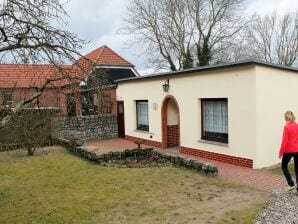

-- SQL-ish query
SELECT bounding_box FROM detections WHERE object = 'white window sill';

[198,139,229,147]
[134,129,150,134]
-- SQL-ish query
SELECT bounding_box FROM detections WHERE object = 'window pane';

[137,101,149,131]
[203,100,228,134]
[118,103,124,113]
[202,99,228,143]
[3,91,12,106]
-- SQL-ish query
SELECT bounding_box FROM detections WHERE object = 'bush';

[0,109,58,155]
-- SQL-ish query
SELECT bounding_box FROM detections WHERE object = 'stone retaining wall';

[55,138,218,176]
[51,115,118,141]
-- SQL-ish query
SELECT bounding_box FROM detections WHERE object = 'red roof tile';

[82,45,134,67]
[0,45,138,89]
[72,45,138,79]
[0,64,74,88]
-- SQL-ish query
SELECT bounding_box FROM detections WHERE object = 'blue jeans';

[282,153,298,190]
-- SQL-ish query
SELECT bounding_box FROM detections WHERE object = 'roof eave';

[95,64,134,68]
[115,60,298,83]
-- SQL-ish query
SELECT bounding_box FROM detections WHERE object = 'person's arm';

[279,127,289,158]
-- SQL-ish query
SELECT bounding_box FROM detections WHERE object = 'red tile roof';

[0,64,73,88]
[0,45,138,89]
[82,45,134,67]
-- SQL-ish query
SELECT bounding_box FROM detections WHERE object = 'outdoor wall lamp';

[162,79,170,92]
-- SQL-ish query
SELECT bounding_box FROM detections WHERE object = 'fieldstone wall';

[54,138,218,176]
[51,115,118,141]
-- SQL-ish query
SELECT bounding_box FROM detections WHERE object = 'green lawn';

[0,147,265,224]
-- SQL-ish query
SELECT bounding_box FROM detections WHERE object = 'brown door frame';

[117,101,125,138]
[161,95,180,149]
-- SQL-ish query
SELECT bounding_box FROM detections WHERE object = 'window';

[98,93,113,115]
[2,91,12,107]
[66,93,76,117]
[201,98,228,143]
[81,91,98,116]
[136,100,149,131]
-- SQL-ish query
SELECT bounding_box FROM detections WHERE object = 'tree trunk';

[27,147,34,156]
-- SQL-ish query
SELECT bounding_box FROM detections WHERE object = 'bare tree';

[0,107,56,156]
[0,0,87,128]
[189,0,247,66]
[0,64,112,156]
[123,0,247,70]
[0,0,96,156]
[0,0,83,64]
[124,0,194,71]
[245,11,298,66]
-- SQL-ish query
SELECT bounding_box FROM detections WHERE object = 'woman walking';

[279,111,298,193]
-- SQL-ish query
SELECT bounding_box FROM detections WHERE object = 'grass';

[264,162,294,175]
[0,147,266,224]
[218,203,266,224]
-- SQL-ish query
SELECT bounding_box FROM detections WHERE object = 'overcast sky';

[65,0,298,74]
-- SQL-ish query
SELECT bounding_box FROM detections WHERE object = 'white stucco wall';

[255,66,298,168]
[117,66,257,164]
[167,100,179,125]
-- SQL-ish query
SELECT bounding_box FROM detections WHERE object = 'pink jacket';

[279,122,298,157]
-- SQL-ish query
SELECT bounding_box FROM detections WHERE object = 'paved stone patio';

[84,138,286,192]
[85,138,158,153]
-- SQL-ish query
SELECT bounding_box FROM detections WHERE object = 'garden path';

[85,138,286,192]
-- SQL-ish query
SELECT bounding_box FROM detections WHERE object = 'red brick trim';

[125,135,253,168]
[167,125,179,147]
[161,95,180,149]
[180,146,253,168]
[125,135,162,148]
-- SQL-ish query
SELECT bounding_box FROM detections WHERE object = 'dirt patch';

[106,172,266,224]
[0,146,65,164]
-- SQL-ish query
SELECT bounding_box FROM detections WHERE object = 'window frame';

[201,98,228,144]
[2,91,13,107]
[66,93,76,117]
[81,91,99,116]
[136,100,149,131]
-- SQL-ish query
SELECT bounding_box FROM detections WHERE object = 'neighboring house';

[0,45,139,118]
[116,60,298,169]
[0,64,73,114]
[78,45,139,116]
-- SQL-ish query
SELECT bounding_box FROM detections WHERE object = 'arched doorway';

[161,95,180,150]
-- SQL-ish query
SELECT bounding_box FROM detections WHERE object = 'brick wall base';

[125,135,162,148]
[167,125,179,147]
[180,146,253,168]
[125,135,253,168]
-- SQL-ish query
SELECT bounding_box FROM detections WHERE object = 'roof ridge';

[81,45,135,67]
[93,46,105,63]
[101,46,134,67]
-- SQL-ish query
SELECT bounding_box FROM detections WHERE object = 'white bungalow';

[116,61,298,168]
